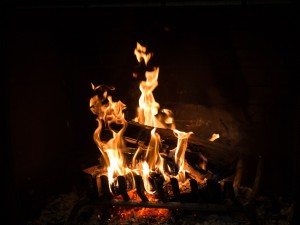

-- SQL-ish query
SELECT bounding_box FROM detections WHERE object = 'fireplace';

[60,40,263,224]
[2,1,299,225]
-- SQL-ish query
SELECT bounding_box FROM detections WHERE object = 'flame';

[134,42,175,129]
[90,88,131,188]
[134,42,153,65]
[140,161,154,194]
[199,153,208,171]
[137,67,160,127]
[89,42,211,201]
[172,129,193,183]
[131,128,167,194]
[209,133,220,142]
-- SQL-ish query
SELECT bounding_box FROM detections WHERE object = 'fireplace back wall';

[2,2,299,224]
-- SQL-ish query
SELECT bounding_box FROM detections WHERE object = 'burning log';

[106,120,240,181]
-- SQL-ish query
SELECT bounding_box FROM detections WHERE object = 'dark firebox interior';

[1,1,299,224]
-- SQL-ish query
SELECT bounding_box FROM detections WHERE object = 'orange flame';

[137,67,160,127]
[172,130,193,183]
[134,42,153,65]
[134,42,175,129]
[131,128,167,193]
[90,86,131,188]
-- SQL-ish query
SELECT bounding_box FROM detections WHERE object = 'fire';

[89,42,209,204]
[90,84,131,188]
[133,42,175,129]
[134,42,153,65]
[172,129,193,183]
[136,67,160,127]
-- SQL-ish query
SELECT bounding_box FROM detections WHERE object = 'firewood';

[103,121,240,181]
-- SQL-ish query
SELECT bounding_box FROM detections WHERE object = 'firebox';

[64,36,292,223]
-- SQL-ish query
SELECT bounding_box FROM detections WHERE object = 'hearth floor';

[25,186,294,225]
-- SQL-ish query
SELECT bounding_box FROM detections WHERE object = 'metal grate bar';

[117,176,130,201]
[134,175,148,202]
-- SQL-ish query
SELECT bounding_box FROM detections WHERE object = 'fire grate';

[64,171,259,225]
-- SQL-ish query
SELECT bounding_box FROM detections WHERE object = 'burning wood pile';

[69,42,248,222]
[87,42,240,198]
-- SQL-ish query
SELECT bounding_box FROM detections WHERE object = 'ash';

[26,186,294,225]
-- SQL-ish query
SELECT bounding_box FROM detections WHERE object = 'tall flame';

[137,68,160,127]
[134,42,161,127]
[134,42,175,129]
